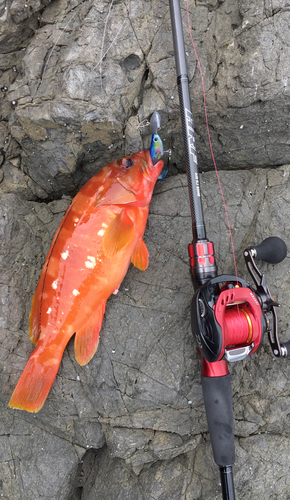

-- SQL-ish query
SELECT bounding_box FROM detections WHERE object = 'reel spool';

[192,276,264,363]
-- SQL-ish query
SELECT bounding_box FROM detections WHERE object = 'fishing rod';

[169,1,289,499]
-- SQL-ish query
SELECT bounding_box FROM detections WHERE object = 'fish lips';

[145,150,164,180]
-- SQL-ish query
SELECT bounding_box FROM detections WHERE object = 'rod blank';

[169,0,206,240]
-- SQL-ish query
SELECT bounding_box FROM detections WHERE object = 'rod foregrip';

[201,373,235,467]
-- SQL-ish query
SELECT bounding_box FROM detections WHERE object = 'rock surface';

[1,167,290,499]
[1,0,290,200]
[1,0,290,499]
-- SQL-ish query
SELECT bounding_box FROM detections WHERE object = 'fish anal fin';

[131,238,149,271]
[102,210,135,258]
[74,302,106,366]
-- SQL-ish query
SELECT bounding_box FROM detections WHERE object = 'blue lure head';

[150,133,164,164]
[150,134,168,180]
[149,111,168,180]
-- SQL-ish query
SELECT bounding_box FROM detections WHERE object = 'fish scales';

[9,150,164,413]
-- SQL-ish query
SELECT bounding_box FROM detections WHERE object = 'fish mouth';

[145,150,164,179]
[141,158,151,180]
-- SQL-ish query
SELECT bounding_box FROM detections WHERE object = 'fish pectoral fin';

[131,238,149,271]
[102,209,135,258]
[74,302,106,366]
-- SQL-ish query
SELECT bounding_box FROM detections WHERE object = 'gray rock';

[1,0,290,498]
[1,165,290,499]
[1,0,290,201]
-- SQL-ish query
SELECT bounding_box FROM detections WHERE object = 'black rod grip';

[201,373,235,467]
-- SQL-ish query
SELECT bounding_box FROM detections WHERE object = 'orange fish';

[9,150,164,412]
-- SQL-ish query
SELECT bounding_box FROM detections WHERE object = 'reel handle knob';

[281,340,290,357]
[252,236,287,264]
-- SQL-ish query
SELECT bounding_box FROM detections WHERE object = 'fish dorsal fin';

[102,209,135,258]
[74,301,106,366]
[131,238,149,271]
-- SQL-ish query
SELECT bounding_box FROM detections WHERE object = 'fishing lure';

[150,111,168,181]
[9,122,165,413]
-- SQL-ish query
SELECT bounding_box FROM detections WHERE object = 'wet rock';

[1,0,290,498]
[1,0,290,200]
[0,166,290,499]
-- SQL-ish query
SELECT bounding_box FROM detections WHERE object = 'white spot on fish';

[102,222,108,228]
[61,250,69,260]
[85,256,96,269]
[99,186,104,192]
[52,280,58,289]
[73,289,80,296]
[47,307,52,314]
[74,217,79,222]
[113,289,119,295]
[43,358,59,367]
[97,229,105,236]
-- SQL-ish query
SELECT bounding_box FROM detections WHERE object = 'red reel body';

[191,275,265,365]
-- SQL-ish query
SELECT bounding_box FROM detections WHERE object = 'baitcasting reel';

[191,236,289,363]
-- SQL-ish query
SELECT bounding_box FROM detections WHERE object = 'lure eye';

[154,137,159,142]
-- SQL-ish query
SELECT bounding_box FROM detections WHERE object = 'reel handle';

[251,236,287,264]
[245,237,290,358]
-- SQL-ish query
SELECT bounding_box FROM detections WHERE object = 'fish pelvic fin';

[8,350,63,413]
[102,209,135,258]
[74,301,106,366]
[131,238,149,271]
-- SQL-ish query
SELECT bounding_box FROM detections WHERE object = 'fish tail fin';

[74,301,106,366]
[8,351,63,413]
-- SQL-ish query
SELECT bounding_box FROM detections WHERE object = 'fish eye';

[117,158,134,169]
[154,137,159,142]
[122,158,133,169]
[125,158,133,168]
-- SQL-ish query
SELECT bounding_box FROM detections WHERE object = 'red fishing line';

[223,306,253,347]
[186,0,238,280]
